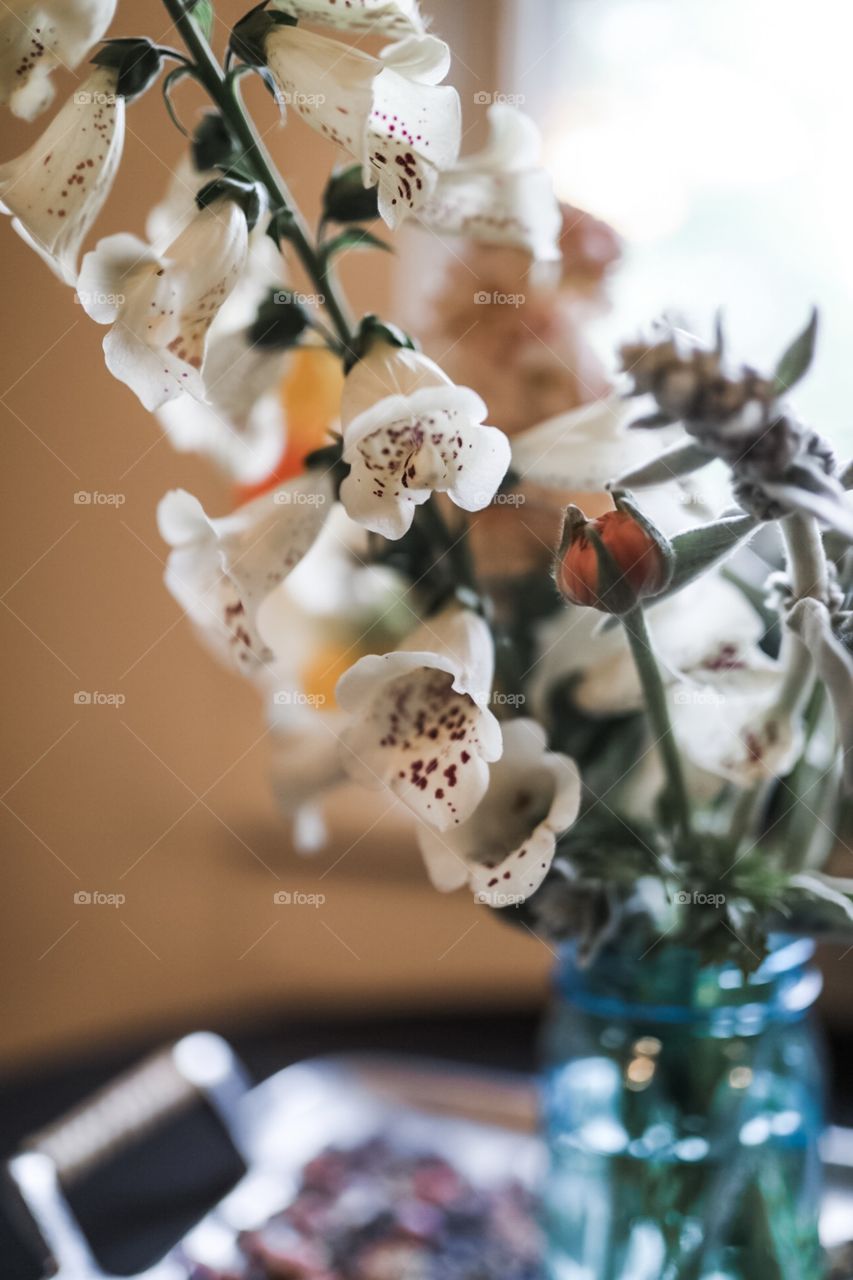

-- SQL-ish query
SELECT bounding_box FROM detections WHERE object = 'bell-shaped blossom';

[416,718,580,905]
[264,25,460,227]
[335,605,503,829]
[271,0,425,36]
[0,0,116,120]
[157,469,333,671]
[339,339,511,538]
[510,393,727,535]
[668,666,801,787]
[529,576,769,719]
[0,67,124,283]
[77,195,250,410]
[418,105,562,268]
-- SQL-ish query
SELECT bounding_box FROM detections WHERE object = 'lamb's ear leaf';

[787,599,853,792]
[660,511,758,598]
[613,441,714,489]
[773,307,818,396]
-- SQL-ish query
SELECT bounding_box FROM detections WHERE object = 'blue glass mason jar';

[539,936,826,1280]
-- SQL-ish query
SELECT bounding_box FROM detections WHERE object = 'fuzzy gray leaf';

[614,441,713,489]
[661,511,758,598]
[773,307,818,396]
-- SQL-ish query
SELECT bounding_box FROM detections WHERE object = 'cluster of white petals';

[0,0,116,120]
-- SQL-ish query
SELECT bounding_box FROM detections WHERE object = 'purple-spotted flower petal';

[418,104,562,268]
[0,67,124,283]
[77,196,250,410]
[157,470,333,671]
[1,0,117,120]
[416,718,580,905]
[339,340,511,539]
[264,26,460,227]
[335,606,502,830]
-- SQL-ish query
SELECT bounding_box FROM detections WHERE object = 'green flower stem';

[622,605,694,847]
[161,0,354,349]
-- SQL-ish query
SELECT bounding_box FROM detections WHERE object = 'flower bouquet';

[3,0,852,1275]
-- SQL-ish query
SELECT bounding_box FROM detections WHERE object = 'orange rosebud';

[556,505,671,613]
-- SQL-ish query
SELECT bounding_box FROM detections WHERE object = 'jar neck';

[555,935,821,1033]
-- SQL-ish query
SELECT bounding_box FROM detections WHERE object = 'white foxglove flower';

[669,667,801,787]
[418,105,561,269]
[270,0,425,36]
[0,0,116,120]
[335,606,502,829]
[77,197,250,410]
[339,339,511,538]
[157,469,333,671]
[417,718,580,906]
[529,576,767,719]
[264,26,460,227]
[0,67,124,283]
[511,394,726,534]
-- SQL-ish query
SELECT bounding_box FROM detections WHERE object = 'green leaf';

[787,598,853,792]
[788,873,853,925]
[773,307,818,396]
[663,511,758,598]
[322,164,381,224]
[192,109,239,171]
[614,441,714,489]
[189,0,215,40]
[320,227,391,268]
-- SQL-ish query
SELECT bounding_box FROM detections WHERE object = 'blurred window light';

[502,0,853,444]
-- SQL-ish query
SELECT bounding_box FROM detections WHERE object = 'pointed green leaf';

[320,228,391,268]
[663,511,758,598]
[189,0,215,39]
[773,307,818,396]
[614,441,714,489]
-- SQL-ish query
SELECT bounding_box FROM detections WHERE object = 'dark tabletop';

[1,1009,850,1279]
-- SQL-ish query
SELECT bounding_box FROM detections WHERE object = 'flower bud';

[556,505,671,613]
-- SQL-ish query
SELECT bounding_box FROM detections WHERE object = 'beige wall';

[0,0,551,1069]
